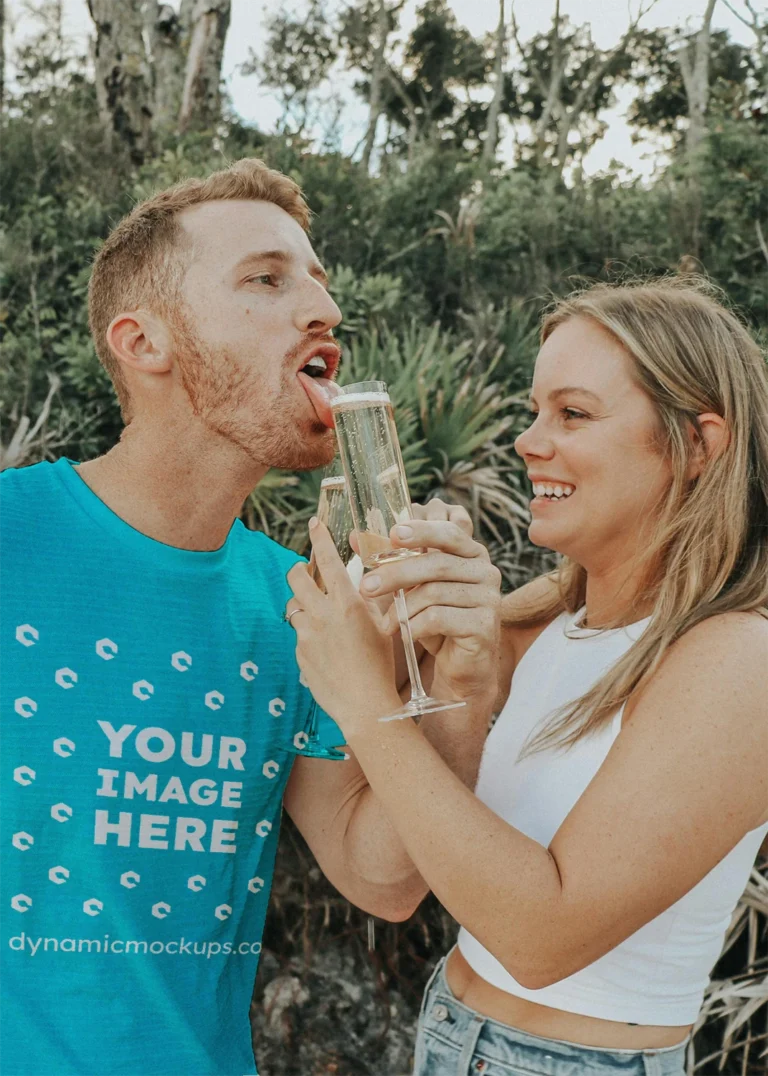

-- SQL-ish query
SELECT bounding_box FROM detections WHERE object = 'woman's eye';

[248,274,277,286]
[524,407,587,422]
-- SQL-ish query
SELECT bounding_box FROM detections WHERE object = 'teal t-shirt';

[0,459,344,1076]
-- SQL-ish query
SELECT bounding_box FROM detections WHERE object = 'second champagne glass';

[288,472,359,760]
[330,380,466,723]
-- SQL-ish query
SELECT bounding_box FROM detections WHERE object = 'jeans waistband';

[420,953,688,1076]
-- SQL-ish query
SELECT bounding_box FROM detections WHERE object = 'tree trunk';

[147,2,188,137]
[361,0,391,174]
[532,1,565,168]
[481,0,507,171]
[87,0,153,164]
[385,66,420,168]
[678,0,717,158]
[677,0,716,257]
[0,0,5,112]
[178,0,232,134]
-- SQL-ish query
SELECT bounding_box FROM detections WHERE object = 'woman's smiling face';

[514,316,673,572]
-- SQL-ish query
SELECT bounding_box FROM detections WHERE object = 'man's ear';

[688,412,730,480]
[106,310,173,377]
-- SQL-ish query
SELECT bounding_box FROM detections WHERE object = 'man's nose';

[297,282,342,335]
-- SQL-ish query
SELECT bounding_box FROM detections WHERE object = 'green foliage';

[326,264,424,338]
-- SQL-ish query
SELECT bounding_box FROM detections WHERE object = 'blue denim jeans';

[413,955,688,1076]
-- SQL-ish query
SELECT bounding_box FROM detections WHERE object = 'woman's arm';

[289,531,768,990]
[284,513,500,919]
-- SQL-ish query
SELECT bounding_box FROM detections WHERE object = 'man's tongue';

[297,371,339,428]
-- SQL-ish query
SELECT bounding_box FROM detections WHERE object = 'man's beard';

[171,316,335,472]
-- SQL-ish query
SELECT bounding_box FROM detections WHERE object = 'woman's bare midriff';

[445,947,691,1050]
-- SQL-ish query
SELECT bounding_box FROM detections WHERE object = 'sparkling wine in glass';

[330,380,466,722]
[289,473,358,761]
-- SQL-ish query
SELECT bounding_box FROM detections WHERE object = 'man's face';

[171,199,343,471]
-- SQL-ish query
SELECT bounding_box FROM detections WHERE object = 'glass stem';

[394,589,427,701]
[306,702,319,740]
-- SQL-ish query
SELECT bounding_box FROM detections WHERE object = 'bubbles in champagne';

[332,390,422,569]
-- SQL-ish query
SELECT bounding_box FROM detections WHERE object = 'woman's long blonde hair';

[513,277,768,753]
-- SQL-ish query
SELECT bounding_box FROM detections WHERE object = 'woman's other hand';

[359,500,502,705]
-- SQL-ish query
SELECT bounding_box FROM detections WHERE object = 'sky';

[5,0,760,177]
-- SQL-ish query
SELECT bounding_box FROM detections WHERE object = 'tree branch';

[719,0,758,31]
[178,0,231,133]
[743,0,761,19]
[678,38,695,97]
[481,0,507,169]
[0,0,5,111]
[384,65,418,130]
[509,1,548,98]
[756,219,768,269]
[361,0,391,173]
[569,0,659,120]
[552,0,659,168]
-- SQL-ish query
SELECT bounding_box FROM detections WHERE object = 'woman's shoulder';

[627,609,767,730]
[667,609,768,668]
[658,611,765,684]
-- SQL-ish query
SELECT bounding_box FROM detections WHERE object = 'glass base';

[287,737,349,761]
[379,696,466,723]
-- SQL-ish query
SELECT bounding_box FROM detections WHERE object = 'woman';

[286,279,768,1076]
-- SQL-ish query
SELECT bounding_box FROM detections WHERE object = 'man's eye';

[562,408,588,420]
[248,274,277,286]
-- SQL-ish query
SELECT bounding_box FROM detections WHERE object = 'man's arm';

[283,685,493,922]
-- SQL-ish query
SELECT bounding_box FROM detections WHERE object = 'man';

[1,158,496,1076]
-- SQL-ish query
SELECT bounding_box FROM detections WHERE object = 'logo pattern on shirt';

[10,622,291,923]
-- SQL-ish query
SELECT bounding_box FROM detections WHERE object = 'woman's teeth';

[533,483,575,500]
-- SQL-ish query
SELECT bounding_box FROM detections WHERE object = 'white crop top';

[457,609,768,1026]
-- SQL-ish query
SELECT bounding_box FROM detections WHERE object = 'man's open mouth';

[296,341,340,380]
[296,344,341,428]
[300,354,332,379]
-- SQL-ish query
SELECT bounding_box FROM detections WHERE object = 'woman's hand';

[359,501,502,704]
[286,520,402,736]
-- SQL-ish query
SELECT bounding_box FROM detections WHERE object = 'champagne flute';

[330,380,466,723]
[288,472,358,761]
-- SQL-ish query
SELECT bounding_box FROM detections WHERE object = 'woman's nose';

[514,417,554,460]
